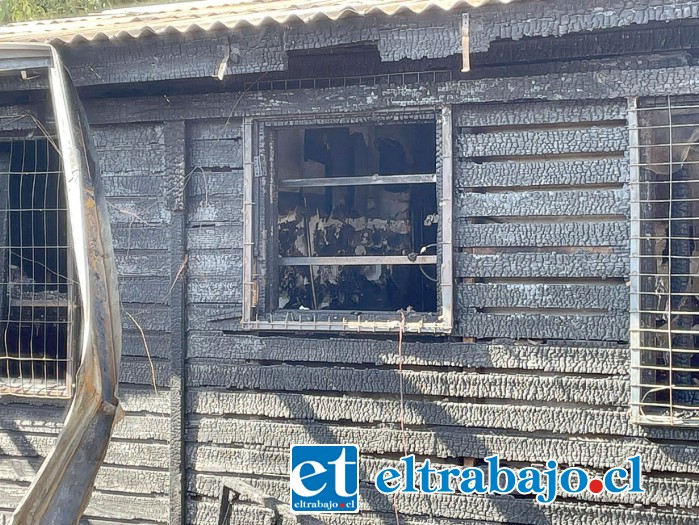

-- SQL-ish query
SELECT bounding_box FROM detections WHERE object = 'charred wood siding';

[185,334,699,524]
[185,119,244,331]
[0,122,171,524]
[183,99,698,525]
[454,99,631,341]
[0,85,697,525]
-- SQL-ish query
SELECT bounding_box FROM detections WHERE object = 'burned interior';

[0,135,77,397]
[632,95,699,418]
[274,121,438,313]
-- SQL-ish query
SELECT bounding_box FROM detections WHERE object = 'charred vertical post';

[166,120,187,524]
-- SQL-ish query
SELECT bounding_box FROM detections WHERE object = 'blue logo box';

[290,444,359,514]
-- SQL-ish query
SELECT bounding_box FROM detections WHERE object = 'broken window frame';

[628,95,699,426]
[242,107,454,334]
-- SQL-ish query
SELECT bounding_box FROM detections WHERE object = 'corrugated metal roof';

[0,0,518,44]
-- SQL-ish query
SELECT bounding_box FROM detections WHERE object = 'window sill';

[244,309,451,334]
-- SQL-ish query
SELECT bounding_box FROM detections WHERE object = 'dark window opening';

[0,138,77,397]
[275,122,438,313]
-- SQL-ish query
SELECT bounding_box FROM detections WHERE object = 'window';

[0,138,78,398]
[629,96,699,424]
[242,108,453,333]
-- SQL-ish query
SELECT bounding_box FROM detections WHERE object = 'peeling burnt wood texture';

[456,189,629,217]
[455,251,629,278]
[469,0,699,53]
[453,99,629,341]
[456,127,629,157]
[185,119,244,327]
[456,283,628,311]
[455,221,629,248]
[187,361,628,406]
[62,30,287,86]
[28,0,694,88]
[456,158,629,188]
[187,333,630,374]
[164,120,187,525]
[184,390,699,443]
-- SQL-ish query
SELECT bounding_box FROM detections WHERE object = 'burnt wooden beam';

[186,418,699,476]
[469,0,699,53]
[455,158,629,188]
[186,361,628,406]
[186,333,629,374]
[81,64,699,125]
[455,251,629,279]
[165,120,187,525]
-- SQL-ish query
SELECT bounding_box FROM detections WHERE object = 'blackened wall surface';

[1,6,699,525]
[0,122,172,523]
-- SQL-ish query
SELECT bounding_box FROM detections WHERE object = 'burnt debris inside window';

[275,122,438,312]
[0,137,77,397]
[630,96,699,422]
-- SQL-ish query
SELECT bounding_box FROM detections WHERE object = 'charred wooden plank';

[456,283,629,311]
[456,312,629,341]
[83,66,699,125]
[456,158,628,188]
[455,251,629,278]
[456,127,628,158]
[186,332,629,374]
[115,254,170,278]
[186,362,628,405]
[186,224,243,249]
[454,99,627,127]
[455,221,629,248]
[111,224,171,251]
[187,279,243,305]
[187,195,243,224]
[187,390,699,442]
[456,189,629,218]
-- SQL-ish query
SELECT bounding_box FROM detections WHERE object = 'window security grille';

[0,137,77,398]
[629,96,699,425]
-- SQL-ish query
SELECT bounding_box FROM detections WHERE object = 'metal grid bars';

[0,137,76,398]
[629,96,699,425]
[243,70,452,92]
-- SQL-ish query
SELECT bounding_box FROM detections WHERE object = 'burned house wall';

[180,97,699,525]
[4,73,699,525]
[0,8,698,525]
[0,121,173,524]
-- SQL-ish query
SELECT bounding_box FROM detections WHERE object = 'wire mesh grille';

[629,96,699,424]
[0,137,77,398]
[243,70,453,92]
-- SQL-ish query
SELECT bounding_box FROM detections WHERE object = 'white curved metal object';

[0,43,123,525]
